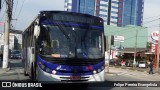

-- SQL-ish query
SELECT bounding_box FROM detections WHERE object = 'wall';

[104,25,148,49]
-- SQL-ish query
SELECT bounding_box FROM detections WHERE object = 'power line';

[143,15,160,21]
[0,0,6,21]
[13,0,18,17]
[106,17,159,35]
[142,18,160,25]
[13,0,26,29]
[0,0,5,11]
[146,25,159,28]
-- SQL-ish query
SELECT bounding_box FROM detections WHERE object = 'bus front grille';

[60,76,89,82]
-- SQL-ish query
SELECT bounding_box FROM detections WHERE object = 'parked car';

[109,59,121,66]
[138,61,148,68]
[125,60,133,67]
[109,59,116,65]
[10,50,21,59]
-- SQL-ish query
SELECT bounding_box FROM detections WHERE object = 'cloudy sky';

[0,0,160,34]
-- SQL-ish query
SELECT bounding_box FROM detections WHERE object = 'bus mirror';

[34,25,40,39]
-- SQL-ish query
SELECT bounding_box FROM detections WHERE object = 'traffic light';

[111,35,114,45]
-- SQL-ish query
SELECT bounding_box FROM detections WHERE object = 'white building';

[0,29,22,51]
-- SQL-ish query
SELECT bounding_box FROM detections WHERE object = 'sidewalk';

[106,66,160,81]
[0,59,29,80]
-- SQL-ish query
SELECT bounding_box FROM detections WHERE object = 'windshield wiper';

[43,16,70,40]
[56,22,70,40]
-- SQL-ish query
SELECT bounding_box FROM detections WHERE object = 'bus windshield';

[38,23,104,59]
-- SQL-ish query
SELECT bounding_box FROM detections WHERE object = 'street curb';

[107,66,160,75]
[110,65,148,72]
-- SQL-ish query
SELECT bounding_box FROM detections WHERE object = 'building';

[64,0,108,23]
[0,29,22,51]
[64,0,144,27]
[118,0,144,27]
[104,25,148,49]
[104,25,148,60]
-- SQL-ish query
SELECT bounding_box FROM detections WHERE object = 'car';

[10,50,22,59]
[138,61,148,68]
[125,60,133,67]
[109,59,121,66]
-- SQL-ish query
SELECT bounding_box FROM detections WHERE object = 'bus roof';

[23,11,104,34]
[40,10,103,20]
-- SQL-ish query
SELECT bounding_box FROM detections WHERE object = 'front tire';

[31,62,37,81]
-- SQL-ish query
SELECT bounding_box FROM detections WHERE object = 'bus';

[22,11,105,84]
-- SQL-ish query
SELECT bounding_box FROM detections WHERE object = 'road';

[0,59,160,90]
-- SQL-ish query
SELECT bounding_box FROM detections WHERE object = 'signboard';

[151,31,159,41]
[114,35,124,42]
[151,44,156,52]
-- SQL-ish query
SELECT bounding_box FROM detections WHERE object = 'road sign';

[114,35,124,42]
[151,44,156,52]
[151,31,159,41]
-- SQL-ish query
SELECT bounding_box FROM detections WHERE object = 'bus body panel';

[26,47,35,77]
[36,65,105,82]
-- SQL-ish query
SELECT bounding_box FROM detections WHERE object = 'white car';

[138,61,147,68]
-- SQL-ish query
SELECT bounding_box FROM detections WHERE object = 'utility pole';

[133,28,138,68]
[106,0,112,73]
[156,18,160,72]
[107,0,112,25]
[3,0,12,69]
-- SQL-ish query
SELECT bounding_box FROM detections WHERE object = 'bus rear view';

[22,11,105,84]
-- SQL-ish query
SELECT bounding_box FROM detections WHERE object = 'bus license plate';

[70,76,81,80]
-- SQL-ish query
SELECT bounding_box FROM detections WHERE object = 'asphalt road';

[0,59,160,90]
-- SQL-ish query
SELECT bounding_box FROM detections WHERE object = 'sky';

[0,0,65,31]
[143,0,160,41]
[0,0,160,39]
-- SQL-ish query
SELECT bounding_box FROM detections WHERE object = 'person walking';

[149,61,154,74]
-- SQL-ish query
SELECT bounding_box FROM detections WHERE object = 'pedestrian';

[149,61,154,74]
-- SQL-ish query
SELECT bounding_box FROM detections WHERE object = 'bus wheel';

[31,63,37,81]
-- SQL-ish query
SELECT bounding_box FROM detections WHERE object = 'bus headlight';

[40,64,45,69]
[46,68,51,73]
[98,69,101,73]
[93,70,97,74]
[102,66,105,70]
[52,70,56,75]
